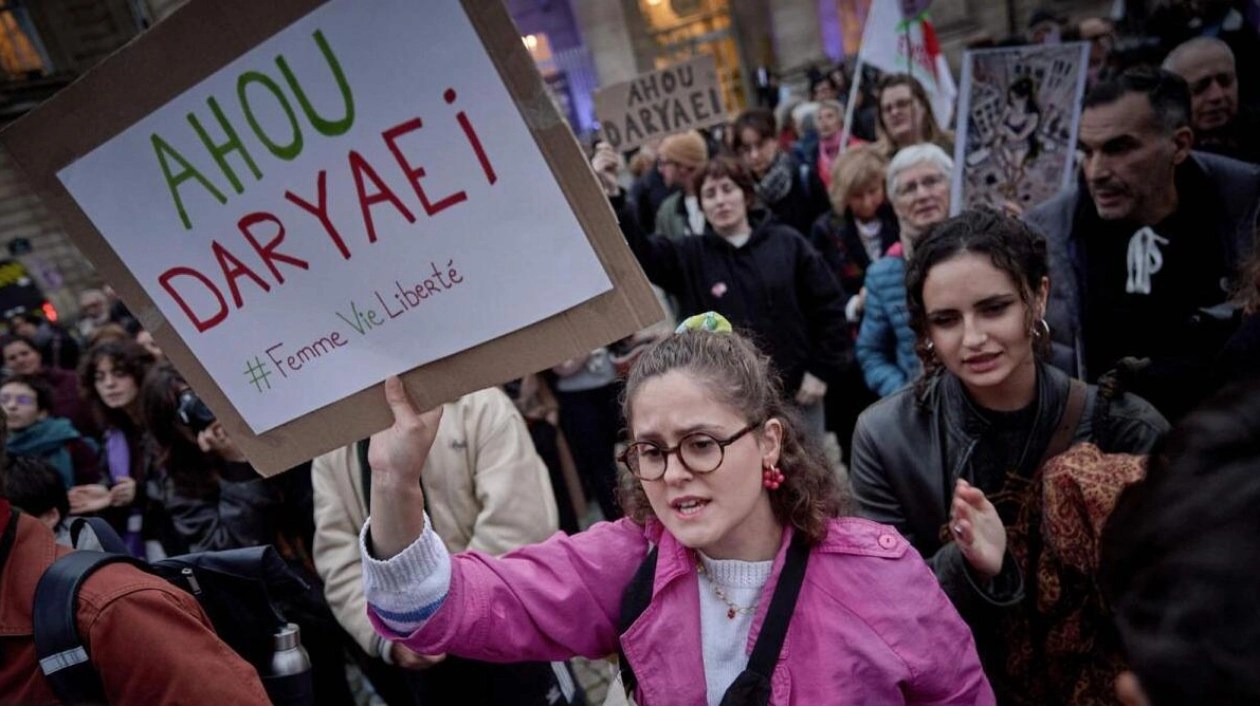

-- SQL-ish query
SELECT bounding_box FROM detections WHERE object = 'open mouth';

[671,497,710,518]
[963,352,1001,372]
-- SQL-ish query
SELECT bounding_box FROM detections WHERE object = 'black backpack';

[33,516,312,705]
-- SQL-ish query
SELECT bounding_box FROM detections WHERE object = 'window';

[637,0,744,110]
[0,1,50,81]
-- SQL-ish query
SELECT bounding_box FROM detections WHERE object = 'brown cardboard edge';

[0,0,663,475]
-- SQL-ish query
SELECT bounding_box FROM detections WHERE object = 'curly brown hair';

[78,340,157,432]
[617,328,848,545]
[904,209,1051,403]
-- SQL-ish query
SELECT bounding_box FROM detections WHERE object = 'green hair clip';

[675,311,733,334]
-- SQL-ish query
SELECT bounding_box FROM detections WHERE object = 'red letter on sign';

[212,239,271,309]
[286,171,351,260]
[349,149,416,243]
[239,212,310,284]
[159,266,228,333]
[382,118,467,217]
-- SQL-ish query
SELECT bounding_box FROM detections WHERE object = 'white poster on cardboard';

[58,0,612,433]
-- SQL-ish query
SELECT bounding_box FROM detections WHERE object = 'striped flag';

[855,0,957,128]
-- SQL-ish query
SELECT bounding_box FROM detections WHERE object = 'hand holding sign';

[591,143,622,196]
[367,375,444,560]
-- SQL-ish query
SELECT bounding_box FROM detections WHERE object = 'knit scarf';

[756,151,795,206]
[7,417,82,488]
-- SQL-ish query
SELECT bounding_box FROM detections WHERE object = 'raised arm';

[362,377,649,664]
[593,143,688,296]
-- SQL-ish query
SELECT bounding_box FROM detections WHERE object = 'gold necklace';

[695,559,758,620]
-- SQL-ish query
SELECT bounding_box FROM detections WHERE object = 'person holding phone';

[138,363,280,555]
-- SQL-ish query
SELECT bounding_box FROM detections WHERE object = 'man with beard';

[1025,67,1260,420]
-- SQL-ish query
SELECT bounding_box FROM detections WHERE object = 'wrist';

[371,470,424,495]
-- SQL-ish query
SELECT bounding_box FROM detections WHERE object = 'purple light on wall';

[819,0,845,60]
[503,0,599,134]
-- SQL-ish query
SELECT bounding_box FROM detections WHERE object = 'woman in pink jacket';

[361,315,993,705]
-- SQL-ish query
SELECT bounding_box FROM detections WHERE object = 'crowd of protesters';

[4,0,1260,704]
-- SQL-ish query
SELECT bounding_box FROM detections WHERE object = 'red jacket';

[0,504,270,705]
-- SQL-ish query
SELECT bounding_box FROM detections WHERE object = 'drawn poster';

[951,43,1090,214]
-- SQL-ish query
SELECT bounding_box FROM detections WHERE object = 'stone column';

[767,0,826,72]
[570,0,644,87]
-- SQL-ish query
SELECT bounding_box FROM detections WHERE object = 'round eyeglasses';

[618,423,759,481]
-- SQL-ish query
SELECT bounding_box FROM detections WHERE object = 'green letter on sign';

[276,30,355,137]
[153,133,228,230]
[239,71,305,161]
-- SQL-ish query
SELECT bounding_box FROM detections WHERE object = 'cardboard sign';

[594,56,726,153]
[0,0,663,475]
[951,43,1090,214]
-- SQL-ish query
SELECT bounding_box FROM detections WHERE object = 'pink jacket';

[369,517,994,705]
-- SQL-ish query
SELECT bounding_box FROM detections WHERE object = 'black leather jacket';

[849,362,1168,615]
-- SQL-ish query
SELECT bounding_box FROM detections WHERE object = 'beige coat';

[312,387,558,659]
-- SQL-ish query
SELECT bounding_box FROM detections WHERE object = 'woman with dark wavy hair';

[850,208,1167,701]
[140,363,281,555]
[356,317,992,705]
[74,340,156,557]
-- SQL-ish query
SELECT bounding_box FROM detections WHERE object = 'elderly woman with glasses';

[357,318,993,705]
[855,143,954,398]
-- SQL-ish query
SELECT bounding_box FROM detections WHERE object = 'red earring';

[762,465,785,490]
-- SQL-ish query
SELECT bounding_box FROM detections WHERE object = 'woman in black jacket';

[731,107,831,237]
[848,209,1168,701]
[140,363,280,555]
[140,363,355,704]
[593,147,849,438]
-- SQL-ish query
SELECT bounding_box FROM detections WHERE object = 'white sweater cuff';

[361,513,452,636]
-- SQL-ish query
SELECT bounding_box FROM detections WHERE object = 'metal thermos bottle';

[261,622,314,705]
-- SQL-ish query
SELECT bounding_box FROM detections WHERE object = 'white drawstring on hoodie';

[1125,226,1169,295]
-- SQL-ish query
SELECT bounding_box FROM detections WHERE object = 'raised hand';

[950,479,1006,578]
[367,376,444,559]
[197,421,248,463]
[591,142,622,196]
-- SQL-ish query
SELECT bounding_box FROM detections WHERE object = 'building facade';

[571,0,1115,116]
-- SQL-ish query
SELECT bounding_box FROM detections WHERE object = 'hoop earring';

[1031,318,1050,340]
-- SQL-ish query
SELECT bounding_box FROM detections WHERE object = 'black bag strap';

[616,545,659,698]
[33,550,151,705]
[618,535,811,705]
[1039,378,1088,467]
[742,533,809,678]
[69,516,130,554]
